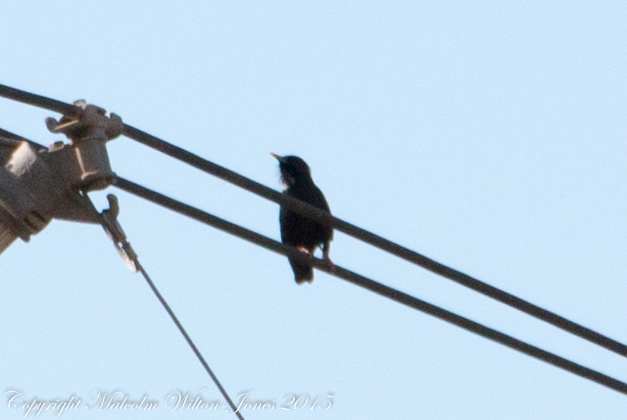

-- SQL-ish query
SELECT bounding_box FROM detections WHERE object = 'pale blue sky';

[1,1,627,419]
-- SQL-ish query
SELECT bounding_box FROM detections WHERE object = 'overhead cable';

[0,127,47,150]
[114,176,627,397]
[99,197,244,418]
[122,125,627,359]
[1,83,625,359]
[136,263,245,420]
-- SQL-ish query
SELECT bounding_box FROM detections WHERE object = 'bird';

[272,153,333,284]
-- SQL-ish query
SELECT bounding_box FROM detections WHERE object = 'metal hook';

[101,194,139,272]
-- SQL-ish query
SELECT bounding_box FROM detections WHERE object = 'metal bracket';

[0,98,122,255]
[101,194,139,272]
[46,100,123,191]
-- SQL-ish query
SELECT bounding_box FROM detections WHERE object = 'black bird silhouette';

[272,154,333,284]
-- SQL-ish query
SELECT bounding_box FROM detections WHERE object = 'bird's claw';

[323,256,335,273]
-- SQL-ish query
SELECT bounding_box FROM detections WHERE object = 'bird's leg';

[321,241,335,273]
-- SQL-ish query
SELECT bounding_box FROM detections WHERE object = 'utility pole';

[0,100,122,254]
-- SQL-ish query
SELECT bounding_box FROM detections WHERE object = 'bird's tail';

[289,257,313,284]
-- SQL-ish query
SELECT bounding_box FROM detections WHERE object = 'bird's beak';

[270,153,284,162]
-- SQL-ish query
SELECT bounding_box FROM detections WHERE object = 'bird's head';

[271,153,312,186]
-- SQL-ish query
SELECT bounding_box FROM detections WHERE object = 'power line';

[99,197,244,417]
[135,263,245,420]
[0,84,77,115]
[114,176,627,397]
[121,125,627,358]
[0,127,48,151]
[3,83,627,396]
[1,84,625,358]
